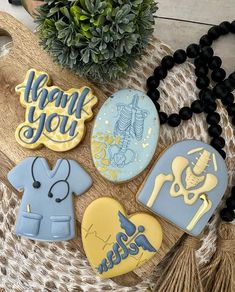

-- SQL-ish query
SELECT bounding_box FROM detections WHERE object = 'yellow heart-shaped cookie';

[82,197,163,278]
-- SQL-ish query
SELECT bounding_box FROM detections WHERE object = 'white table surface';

[0,0,234,73]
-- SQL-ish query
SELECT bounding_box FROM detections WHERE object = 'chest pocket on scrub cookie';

[18,211,43,237]
[50,215,71,238]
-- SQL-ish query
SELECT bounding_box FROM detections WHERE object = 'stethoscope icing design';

[31,157,71,203]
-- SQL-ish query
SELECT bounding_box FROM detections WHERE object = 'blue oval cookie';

[137,139,228,236]
[91,89,159,183]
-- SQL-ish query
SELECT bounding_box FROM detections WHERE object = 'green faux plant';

[36,0,158,81]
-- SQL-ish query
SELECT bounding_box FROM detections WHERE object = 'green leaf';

[81,23,90,31]
[81,49,90,63]
[80,15,89,20]
[60,7,71,20]
[80,0,88,11]
[47,6,60,17]
[82,30,92,38]
[91,51,99,63]
[93,15,105,27]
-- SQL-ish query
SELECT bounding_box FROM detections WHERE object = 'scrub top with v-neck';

[8,157,92,241]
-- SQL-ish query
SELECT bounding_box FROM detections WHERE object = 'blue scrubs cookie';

[137,140,228,236]
[91,89,159,183]
[8,157,92,241]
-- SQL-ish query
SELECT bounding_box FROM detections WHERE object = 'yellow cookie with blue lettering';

[81,197,162,279]
[15,69,98,152]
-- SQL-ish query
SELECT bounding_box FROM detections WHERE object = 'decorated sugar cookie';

[91,89,159,183]
[137,140,228,236]
[15,69,98,152]
[82,197,162,278]
[8,156,92,241]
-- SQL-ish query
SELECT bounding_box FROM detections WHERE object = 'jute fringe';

[154,235,203,292]
[201,222,235,292]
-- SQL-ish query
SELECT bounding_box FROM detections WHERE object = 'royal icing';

[137,140,228,236]
[8,157,92,241]
[91,89,159,183]
[15,69,98,152]
[82,197,162,278]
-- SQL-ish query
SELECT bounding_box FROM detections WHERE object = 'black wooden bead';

[153,100,160,112]
[232,116,235,126]
[208,124,222,137]
[226,197,235,209]
[211,68,226,82]
[223,78,235,92]
[199,88,209,100]
[227,104,235,116]
[168,114,181,127]
[220,208,235,222]
[195,66,208,77]
[213,84,229,99]
[217,148,226,159]
[147,76,159,89]
[221,93,234,106]
[208,56,222,70]
[199,34,213,47]
[208,25,222,40]
[206,112,221,125]
[191,100,204,113]
[219,21,231,35]
[179,107,193,120]
[229,72,235,81]
[154,66,167,80]
[204,102,217,113]
[186,43,200,58]
[200,89,215,103]
[194,57,205,68]
[196,76,210,89]
[211,137,225,149]
[200,47,214,60]
[232,186,235,196]
[173,49,187,64]
[161,55,175,70]
[231,20,235,33]
[147,89,160,100]
[159,112,168,124]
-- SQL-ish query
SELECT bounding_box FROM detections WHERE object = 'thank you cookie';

[15,69,98,152]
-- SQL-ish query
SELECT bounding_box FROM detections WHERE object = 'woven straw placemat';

[0,33,234,291]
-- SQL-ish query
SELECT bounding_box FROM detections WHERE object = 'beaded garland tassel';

[146,20,235,223]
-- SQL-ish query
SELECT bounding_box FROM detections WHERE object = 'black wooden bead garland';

[146,20,235,222]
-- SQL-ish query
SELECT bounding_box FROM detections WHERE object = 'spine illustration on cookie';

[91,89,159,183]
[15,69,98,152]
[109,95,149,168]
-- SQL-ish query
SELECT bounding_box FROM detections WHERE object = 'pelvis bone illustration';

[147,147,218,231]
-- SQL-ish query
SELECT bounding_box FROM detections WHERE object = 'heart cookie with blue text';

[81,197,162,278]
